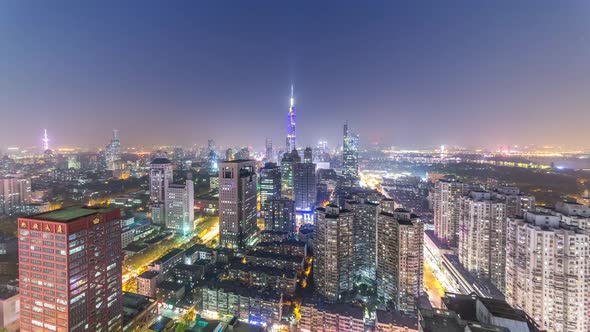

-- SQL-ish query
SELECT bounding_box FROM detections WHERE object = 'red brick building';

[18,206,123,332]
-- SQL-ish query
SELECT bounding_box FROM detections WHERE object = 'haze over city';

[2,0,590,149]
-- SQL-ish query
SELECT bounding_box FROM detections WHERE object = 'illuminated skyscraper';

[342,123,359,180]
[433,175,465,248]
[42,129,50,151]
[376,209,424,312]
[18,206,123,332]
[286,85,296,152]
[265,138,273,162]
[281,149,300,198]
[218,160,257,249]
[150,158,173,225]
[259,162,281,216]
[314,205,354,302]
[105,129,121,171]
[294,148,316,217]
[166,179,194,234]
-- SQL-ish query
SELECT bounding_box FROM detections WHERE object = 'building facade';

[293,155,317,215]
[165,180,194,234]
[433,176,465,248]
[18,206,123,332]
[259,162,281,217]
[505,211,590,332]
[264,198,296,234]
[218,160,258,249]
[342,123,359,180]
[314,205,354,302]
[376,210,424,312]
[459,191,507,292]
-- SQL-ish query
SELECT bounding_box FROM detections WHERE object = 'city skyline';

[2,1,590,149]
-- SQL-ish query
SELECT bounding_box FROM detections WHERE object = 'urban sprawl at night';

[1,2,590,332]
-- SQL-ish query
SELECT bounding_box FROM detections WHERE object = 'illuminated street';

[423,261,445,308]
[122,216,219,292]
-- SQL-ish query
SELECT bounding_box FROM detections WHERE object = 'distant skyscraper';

[235,147,250,160]
[225,148,235,161]
[293,148,317,216]
[166,179,194,234]
[314,205,354,302]
[280,149,300,198]
[342,123,359,180]
[218,160,258,249]
[265,198,296,234]
[259,162,282,216]
[105,129,121,171]
[505,211,590,332]
[433,175,465,248]
[0,177,32,215]
[265,138,273,162]
[459,191,507,292]
[42,128,50,151]
[286,85,297,152]
[207,149,218,175]
[149,158,173,202]
[376,209,424,312]
[18,206,123,332]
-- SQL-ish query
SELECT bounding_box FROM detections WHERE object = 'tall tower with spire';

[42,129,50,151]
[286,85,297,152]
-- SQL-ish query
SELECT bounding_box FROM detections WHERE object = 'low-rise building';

[245,251,304,271]
[375,310,418,332]
[137,270,160,298]
[184,243,214,264]
[148,248,184,276]
[122,292,159,332]
[0,286,19,331]
[157,281,185,303]
[254,240,307,257]
[226,262,297,295]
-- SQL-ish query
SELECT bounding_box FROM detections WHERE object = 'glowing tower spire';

[286,84,297,152]
[42,129,50,151]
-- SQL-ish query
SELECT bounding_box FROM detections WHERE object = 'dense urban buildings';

[433,175,465,248]
[345,192,380,282]
[18,206,123,332]
[505,211,590,332]
[264,198,296,234]
[218,159,258,249]
[0,177,31,215]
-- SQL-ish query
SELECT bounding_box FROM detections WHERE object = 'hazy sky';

[1,1,590,150]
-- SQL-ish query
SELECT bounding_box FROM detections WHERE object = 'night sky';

[2,1,590,150]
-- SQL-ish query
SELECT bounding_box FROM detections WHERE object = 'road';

[423,261,445,308]
[122,216,219,292]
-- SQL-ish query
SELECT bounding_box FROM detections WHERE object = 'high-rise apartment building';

[459,191,507,292]
[492,186,535,218]
[218,160,258,249]
[345,194,380,282]
[293,149,316,216]
[376,209,424,312]
[0,177,32,215]
[314,205,354,302]
[433,175,465,248]
[264,198,295,234]
[505,211,590,332]
[342,123,359,180]
[18,206,123,332]
[149,158,173,203]
[280,150,300,198]
[166,180,194,234]
[105,130,121,171]
[259,163,282,217]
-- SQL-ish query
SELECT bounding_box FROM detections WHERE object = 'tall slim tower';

[265,138,273,162]
[286,85,297,152]
[218,160,258,249]
[342,123,359,180]
[42,129,50,151]
[105,129,121,171]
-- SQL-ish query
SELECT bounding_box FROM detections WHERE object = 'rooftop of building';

[158,281,185,291]
[186,318,222,332]
[174,263,205,273]
[153,248,184,264]
[0,286,18,300]
[184,243,213,256]
[219,159,253,163]
[138,270,160,279]
[227,261,297,278]
[376,310,418,328]
[150,158,172,165]
[201,279,283,301]
[256,239,306,248]
[122,292,156,326]
[30,206,117,222]
[246,250,304,264]
[149,316,173,332]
